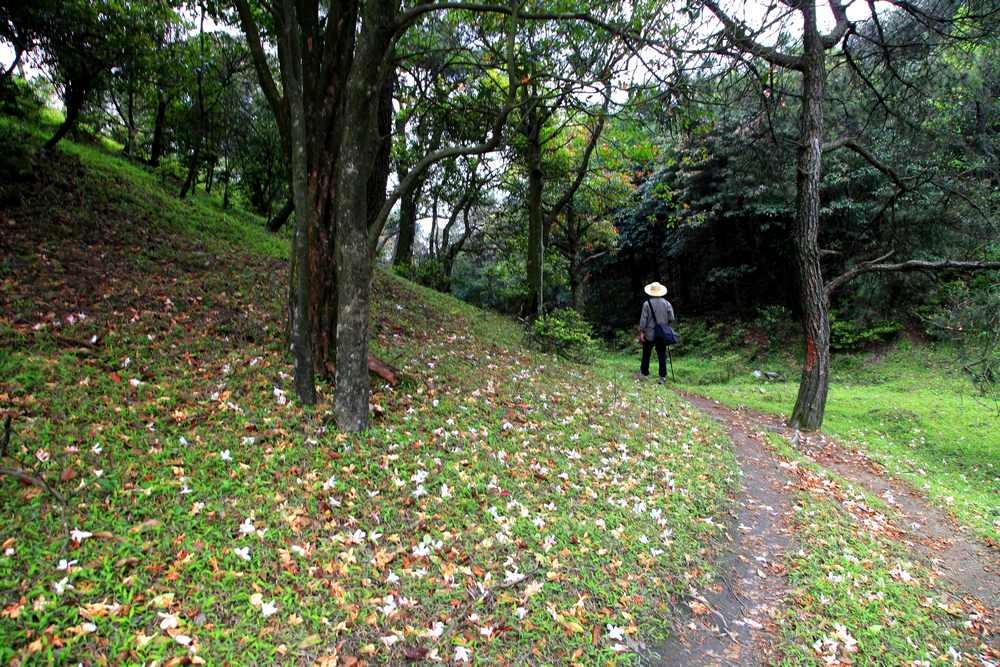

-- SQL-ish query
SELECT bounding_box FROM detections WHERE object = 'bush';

[753,304,798,349]
[0,77,47,118]
[670,319,725,357]
[529,308,600,363]
[611,328,641,354]
[830,312,903,352]
[397,258,450,293]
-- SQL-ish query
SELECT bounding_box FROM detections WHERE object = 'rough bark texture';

[332,1,395,432]
[789,5,830,432]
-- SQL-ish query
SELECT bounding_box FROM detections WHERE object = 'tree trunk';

[526,122,544,315]
[789,8,831,431]
[123,80,137,157]
[149,95,168,167]
[267,199,295,232]
[205,158,216,194]
[334,129,375,432]
[179,145,201,199]
[393,187,420,266]
[45,80,89,151]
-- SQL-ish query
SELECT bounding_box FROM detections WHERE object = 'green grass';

[650,341,1000,544]
[0,115,740,664]
[751,432,987,665]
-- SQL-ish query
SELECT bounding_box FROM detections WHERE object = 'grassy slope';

[650,343,999,545]
[0,120,738,664]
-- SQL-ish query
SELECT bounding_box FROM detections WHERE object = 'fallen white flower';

[70,528,93,542]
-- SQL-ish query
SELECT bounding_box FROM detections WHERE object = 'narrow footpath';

[651,391,998,666]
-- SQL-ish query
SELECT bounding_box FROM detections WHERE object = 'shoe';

[635,373,649,381]
[658,377,666,384]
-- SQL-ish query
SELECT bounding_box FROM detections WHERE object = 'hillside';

[2,119,997,666]
[0,120,741,663]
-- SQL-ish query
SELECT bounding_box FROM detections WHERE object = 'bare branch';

[823,136,908,189]
[827,254,1000,296]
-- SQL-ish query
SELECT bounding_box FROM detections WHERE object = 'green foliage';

[611,328,641,354]
[529,308,600,362]
[670,319,726,357]
[830,312,903,352]
[753,304,797,348]
[0,76,47,118]
[395,257,450,293]
[0,117,34,183]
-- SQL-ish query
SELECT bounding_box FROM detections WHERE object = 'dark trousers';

[641,339,667,378]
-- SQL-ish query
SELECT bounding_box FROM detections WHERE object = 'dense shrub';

[397,258,450,293]
[528,308,600,362]
[830,312,903,351]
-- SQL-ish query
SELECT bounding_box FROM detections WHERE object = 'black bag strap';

[647,298,660,326]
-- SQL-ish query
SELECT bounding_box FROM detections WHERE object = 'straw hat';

[644,282,668,297]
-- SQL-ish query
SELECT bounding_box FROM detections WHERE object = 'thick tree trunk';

[790,12,831,432]
[334,136,374,432]
[149,95,168,167]
[526,125,544,315]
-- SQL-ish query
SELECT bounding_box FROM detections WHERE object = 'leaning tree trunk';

[789,10,831,431]
[267,198,294,232]
[45,78,91,150]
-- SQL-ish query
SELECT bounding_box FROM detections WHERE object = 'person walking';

[638,282,675,383]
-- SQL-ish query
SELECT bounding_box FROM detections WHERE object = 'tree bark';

[789,5,831,432]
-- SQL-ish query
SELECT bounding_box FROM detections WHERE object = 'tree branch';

[392,2,643,46]
[826,254,1000,296]
[823,136,907,189]
[367,0,522,254]
[702,0,806,71]
[234,0,288,141]
[821,0,851,48]
[544,89,611,226]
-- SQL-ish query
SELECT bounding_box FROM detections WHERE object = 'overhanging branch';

[826,254,1000,297]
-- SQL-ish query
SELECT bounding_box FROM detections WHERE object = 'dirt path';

[649,396,797,666]
[651,391,999,666]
